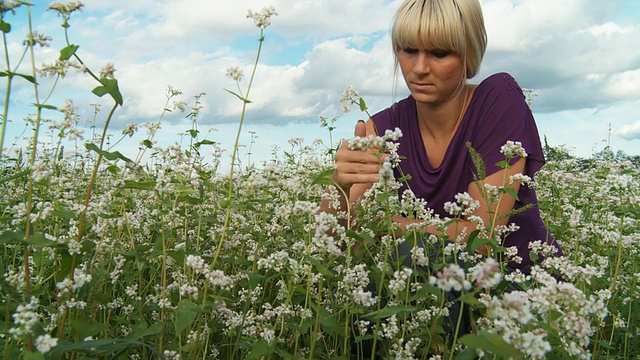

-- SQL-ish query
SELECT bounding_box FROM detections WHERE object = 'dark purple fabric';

[372,72,562,273]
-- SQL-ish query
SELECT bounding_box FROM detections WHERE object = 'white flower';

[225,66,243,82]
[500,140,528,158]
[246,6,277,29]
[31,161,52,182]
[35,334,58,353]
[429,264,471,292]
[340,85,359,113]
[469,258,502,289]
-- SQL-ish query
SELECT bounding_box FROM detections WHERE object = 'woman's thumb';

[354,120,366,137]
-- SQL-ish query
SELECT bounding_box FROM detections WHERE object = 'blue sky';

[2,0,639,166]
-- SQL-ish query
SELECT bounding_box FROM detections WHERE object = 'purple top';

[372,72,562,272]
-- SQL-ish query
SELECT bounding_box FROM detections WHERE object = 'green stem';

[211,29,264,270]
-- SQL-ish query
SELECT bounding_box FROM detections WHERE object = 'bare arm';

[319,119,382,227]
[392,157,526,255]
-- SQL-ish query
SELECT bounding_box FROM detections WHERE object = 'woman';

[323,0,562,274]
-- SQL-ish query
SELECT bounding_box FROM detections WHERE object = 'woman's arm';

[391,157,526,255]
[319,119,383,227]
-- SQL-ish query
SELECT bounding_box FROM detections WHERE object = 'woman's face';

[397,47,465,106]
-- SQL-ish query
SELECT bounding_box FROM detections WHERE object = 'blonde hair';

[391,0,487,79]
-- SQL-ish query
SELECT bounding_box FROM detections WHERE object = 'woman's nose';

[413,51,431,74]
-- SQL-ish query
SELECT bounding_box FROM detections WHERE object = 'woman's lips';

[412,82,433,90]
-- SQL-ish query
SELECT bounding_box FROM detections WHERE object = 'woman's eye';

[402,48,419,54]
[430,49,452,58]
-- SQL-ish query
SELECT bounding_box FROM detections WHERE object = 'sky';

[2,0,640,167]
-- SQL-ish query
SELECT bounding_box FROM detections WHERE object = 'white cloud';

[613,119,640,140]
[3,0,639,160]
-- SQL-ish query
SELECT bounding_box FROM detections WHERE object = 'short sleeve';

[467,73,546,180]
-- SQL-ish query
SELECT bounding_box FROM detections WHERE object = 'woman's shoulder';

[372,96,415,126]
[473,72,527,104]
[477,72,526,94]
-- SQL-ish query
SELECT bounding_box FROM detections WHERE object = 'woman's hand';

[332,120,386,191]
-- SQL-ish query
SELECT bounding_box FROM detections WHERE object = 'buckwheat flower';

[72,268,92,290]
[351,287,377,307]
[500,140,528,158]
[383,128,403,141]
[260,328,275,344]
[246,6,277,29]
[35,334,58,353]
[429,264,471,292]
[451,192,480,216]
[99,62,116,79]
[509,173,532,186]
[38,59,83,78]
[122,122,138,137]
[504,268,528,283]
[379,314,399,339]
[1,1,21,14]
[47,1,84,16]
[340,85,359,113]
[377,161,395,189]
[9,296,42,338]
[356,320,371,336]
[23,31,52,47]
[388,268,412,295]
[518,330,551,359]
[31,161,52,182]
[225,66,243,82]
[410,245,429,267]
[59,98,79,123]
[469,258,502,289]
[186,254,208,274]
[163,350,179,360]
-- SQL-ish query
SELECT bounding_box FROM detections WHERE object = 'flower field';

[2,2,640,359]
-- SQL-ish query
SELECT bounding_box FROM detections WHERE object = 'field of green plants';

[1,1,639,359]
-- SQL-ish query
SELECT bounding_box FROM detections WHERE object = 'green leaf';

[243,340,274,360]
[122,180,156,190]
[187,129,199,138]
[15,72,36,84]
[306,255,335,279]
[175,300,200,334]
[50,209,77,219]
[25,234,55,248]
[194,139,216,148]
[460,292,479,305]
[23,352,45,360]
[459,331,523,359]
[141,139,153,148]
[358,97,368,112]
[71,314,109,339]
[50,338,163,358]
[466,232,491,253]
[0,20,11,33]
[0,169,31,185]
[455,348,477,360]
[495,160,511,169]
[85,143,133,163]
[92,78,123,105]
[224,88,251,103]
[34,103,58,110]
[59,44,79,60]
[501,187,519,200]
[312,168,335,186]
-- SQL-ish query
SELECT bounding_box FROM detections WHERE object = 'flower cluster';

[246,6,277,29]
[500,140,528,158]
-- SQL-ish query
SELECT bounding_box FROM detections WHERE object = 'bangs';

[392,0,466,55]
